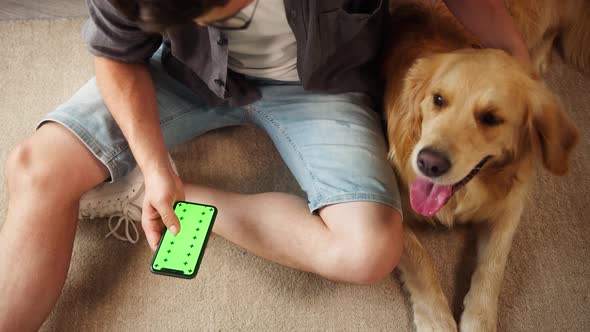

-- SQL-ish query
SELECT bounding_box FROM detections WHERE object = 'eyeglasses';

[209,0,259,30]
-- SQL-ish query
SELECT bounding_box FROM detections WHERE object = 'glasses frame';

[208,0,260,31]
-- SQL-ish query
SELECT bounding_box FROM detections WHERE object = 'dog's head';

[388,49,578,216]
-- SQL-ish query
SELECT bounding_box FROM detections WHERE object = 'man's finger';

[141,218,164,251]
[156,199,180,235]
[140,201,163,250]
[145,229,162,251]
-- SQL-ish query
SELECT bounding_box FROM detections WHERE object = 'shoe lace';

[105,214,140,243]
[81,184,144,243]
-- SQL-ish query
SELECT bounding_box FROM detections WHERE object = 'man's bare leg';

[0,123,109,331]
[183,185,403,284]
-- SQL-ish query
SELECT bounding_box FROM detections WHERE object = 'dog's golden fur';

[382,1,584,331]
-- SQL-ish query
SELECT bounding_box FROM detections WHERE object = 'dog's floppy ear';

[387,55,440,166]
[528,84,579,175]
[402,56,437,108]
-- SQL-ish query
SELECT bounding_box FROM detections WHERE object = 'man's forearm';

[95,56,171,175]
[443,0,530,63]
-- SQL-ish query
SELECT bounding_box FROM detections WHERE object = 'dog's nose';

[417,148,451,177]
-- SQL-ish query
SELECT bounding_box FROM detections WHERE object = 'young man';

[0,0,530,330]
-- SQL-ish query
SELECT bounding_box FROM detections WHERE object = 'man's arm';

[95,57,184,249]
[442,0,531,65]
[95,57,168,173]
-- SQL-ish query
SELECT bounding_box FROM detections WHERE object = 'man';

[0,0,530,330]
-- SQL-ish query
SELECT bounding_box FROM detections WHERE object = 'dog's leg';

[399,226,457,332]
[459,211,521,332]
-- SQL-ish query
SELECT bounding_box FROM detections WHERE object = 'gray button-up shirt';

[83,0,387,106]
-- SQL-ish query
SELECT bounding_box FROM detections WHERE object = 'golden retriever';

[382,1,585,331]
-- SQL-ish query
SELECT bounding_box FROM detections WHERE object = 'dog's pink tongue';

[410,178,453,216]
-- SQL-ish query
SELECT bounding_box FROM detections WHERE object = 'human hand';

[141,162,185,251]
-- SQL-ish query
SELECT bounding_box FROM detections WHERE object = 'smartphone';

[150,201,217,279]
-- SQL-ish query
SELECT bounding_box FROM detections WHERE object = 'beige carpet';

[0,18,588,331]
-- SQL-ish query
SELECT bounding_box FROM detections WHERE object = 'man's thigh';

[37,50,245,182]
[248,84,402,213]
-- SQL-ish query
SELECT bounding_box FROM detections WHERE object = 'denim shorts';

[38,50,402,213]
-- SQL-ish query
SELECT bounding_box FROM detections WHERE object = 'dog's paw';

[459,308,497,332]
[414,307,457,332]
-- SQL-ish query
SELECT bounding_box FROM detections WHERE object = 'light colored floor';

[0,0,87,20]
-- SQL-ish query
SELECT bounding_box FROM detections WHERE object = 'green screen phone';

[150,201,217,279]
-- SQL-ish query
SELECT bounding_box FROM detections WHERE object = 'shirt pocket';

[318,0,384,61]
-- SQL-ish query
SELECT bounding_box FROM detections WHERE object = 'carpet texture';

[0,18,588,331]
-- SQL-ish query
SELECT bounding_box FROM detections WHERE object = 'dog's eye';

[433,94,445,107]
[479,112,504,127]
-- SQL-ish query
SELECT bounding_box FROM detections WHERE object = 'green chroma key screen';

[150,201,217,279]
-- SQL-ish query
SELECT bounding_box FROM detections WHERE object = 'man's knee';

[7,140,50,193]
[321,210,404,285]
[329,233,403,285]
[6,139,75,199]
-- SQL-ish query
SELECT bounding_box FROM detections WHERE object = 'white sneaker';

[78,156,178,244]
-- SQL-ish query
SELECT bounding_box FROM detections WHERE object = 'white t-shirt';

[225,0,300,82]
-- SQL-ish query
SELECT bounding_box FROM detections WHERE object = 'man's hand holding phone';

[141,161,185,251]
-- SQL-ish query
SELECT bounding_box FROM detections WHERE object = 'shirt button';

[217,38,228,46]
[214,79,225,87]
